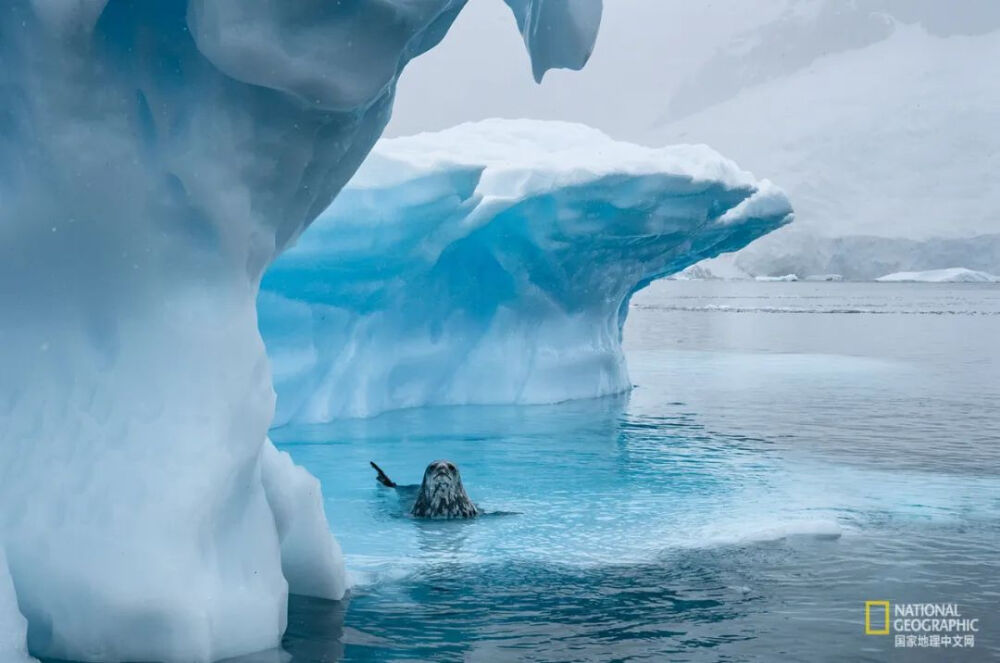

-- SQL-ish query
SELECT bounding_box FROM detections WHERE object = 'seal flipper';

[370,461,397,488]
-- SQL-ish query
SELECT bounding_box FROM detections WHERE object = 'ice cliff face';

[260,120,792,423]
[0,551,34,663]
[0,2,600,661]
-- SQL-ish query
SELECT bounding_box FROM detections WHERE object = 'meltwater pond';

[264,281,1000,662]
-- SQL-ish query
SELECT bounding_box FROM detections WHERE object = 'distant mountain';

[650,6,1000,241]
[661,0,1000,125]
[731,232,1000,280]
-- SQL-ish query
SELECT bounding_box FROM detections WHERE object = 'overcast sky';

[386,0,785,141]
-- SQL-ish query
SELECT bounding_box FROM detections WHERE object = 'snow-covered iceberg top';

[876,267,1000,283]
[260,119,793,423]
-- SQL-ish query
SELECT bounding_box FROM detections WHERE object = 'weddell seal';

[370,460,479,519]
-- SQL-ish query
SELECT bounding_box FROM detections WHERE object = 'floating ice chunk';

[876,267,1000,283]
[755,274,800,282]
[260,119,793,423]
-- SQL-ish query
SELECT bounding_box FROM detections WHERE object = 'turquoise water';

[267,281,1000,662]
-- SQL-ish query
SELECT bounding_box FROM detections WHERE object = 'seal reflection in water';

[371,460,479,519]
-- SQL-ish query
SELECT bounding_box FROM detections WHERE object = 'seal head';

[411,460,479,519]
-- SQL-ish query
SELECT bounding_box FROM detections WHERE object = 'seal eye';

[446,463,456,471]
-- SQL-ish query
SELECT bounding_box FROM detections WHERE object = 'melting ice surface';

[0,2,600,661]
[260,119,791,424]
[268,282,1000,661]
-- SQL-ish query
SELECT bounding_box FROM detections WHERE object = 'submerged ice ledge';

[260,119,793,424]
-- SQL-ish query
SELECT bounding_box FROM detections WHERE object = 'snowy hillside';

[651,24,1000,242]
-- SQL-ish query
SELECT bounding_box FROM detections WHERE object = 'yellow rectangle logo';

[865,600,890,635]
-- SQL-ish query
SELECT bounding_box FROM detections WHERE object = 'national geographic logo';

[865,601,980,649]
[865,601,890,635]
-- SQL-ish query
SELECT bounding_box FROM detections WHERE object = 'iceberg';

[260,119,792,423]
[0,2,600,661]
[876,267,1000,283]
